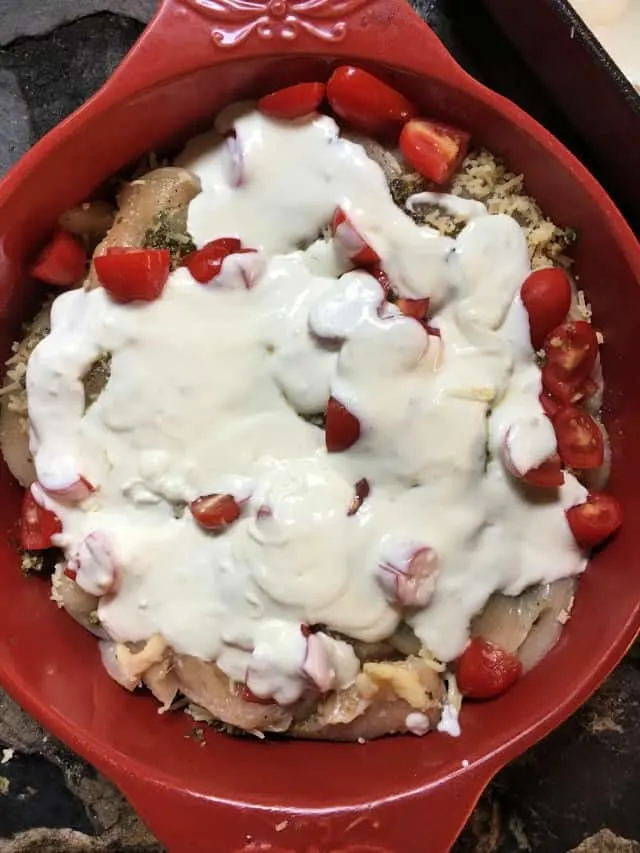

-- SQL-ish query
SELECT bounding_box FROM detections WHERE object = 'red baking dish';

[0,1,639,850]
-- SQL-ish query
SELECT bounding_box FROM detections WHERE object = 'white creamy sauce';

[405,711,431,736]
[26,109,587,704]
[437,703,461,738]
[570,0,640,90]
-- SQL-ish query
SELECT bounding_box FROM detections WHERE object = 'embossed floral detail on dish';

[181,0,371,46]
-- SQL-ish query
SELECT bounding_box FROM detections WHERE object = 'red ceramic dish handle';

[112,758,500,852]
[99,0,469,104]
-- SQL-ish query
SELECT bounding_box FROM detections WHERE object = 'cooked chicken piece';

[143,658,180,712]
[86,167,201,289]
[59,201,115,241]
[472,579,576,672]
[0,307,112,489]
[291,656,444,741]
[116,634,167,679]
[0,305,51,487]
[172,655,294,734]
[51,568,105,638]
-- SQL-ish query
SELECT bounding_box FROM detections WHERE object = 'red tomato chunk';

[566,492,622,549]
[20,489,61,550]
[258,82,325,120]
[326,66,417,136]
[456,638,522,699]
[325,397,361,452]
[30,229,87,287]
[94,247,170,303]
[190,493,241,531]
[521,267,572,350]
[554,407,604,470]
[399,119,471,185]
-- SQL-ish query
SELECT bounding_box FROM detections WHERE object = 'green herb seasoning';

[143,210,196,268]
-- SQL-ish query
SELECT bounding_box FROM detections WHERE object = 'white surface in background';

[570,0,640,90]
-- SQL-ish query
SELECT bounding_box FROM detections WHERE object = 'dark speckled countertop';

[0,2,638,850]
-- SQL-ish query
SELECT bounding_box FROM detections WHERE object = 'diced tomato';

[566,492,622,549]
[502,427,564,488]
[20,489,62,550]
[182,237,242,283]
[29,229,87,287]
[522,455,564,488]
[399,119,471,185]
[207,237,243,253]
[326,66,417,136]
[521,267,572,350]
[541,362,585,405]
[456,638,522,699]
[94,247,170,303]
[325,397,361,452]
[396,297,430,320]
[331,207,379,266]
[42,475,95,504]
[540,392,562,420]
[542,364,600,407]
[64,566,78,581]
[258,82,326,120]
[190,493,241,531]
[241,686,274,705]
[544,321,598,380]
[347,478,370,516]
[370,264,390,296]
[554,407,604,470]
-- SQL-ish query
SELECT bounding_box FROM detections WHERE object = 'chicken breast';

[86,167,201,289]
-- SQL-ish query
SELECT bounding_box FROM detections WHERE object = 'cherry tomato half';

[502,428,564,488]
[541,362,589,405]
[396,297,430,320]
[554,407,604,470]
[325,397,361,452]
[540,392,562,420]
[94,247,170,303]
[182,237,242,283]
[326,66,417,136]
[522,455,564,488]
[190,493,241,532]
[544,321,598,380]
[370,264,390,296]
[20,489,62,550]
[241,686,275,705]
[521,267,572,350]
[566,492,622,549]
[399,119,471,185]
[258,82,326,120]
[30,229,87,287]
[331,207,379,266]
[456,638,522,699]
